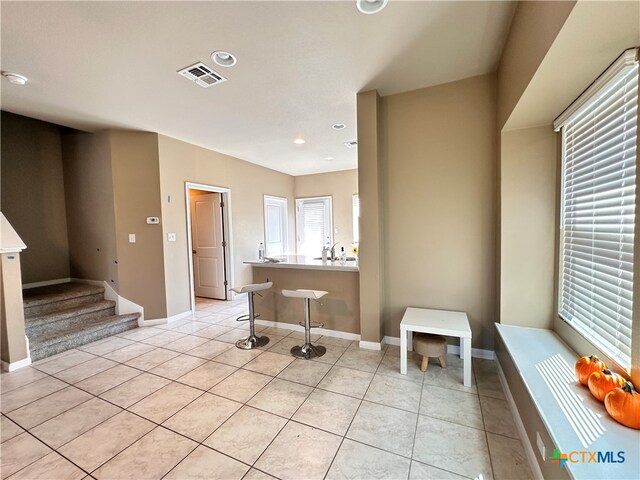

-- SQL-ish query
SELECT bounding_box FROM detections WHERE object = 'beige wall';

[357,90,385,343]
[294,169,358,250]
[380,74,497,350]
[110,131,167,319]
[1,111,70,284]
[157,134,296,317]
[62,132,119,286]
[500,126,558,329]
[497,1,575,129]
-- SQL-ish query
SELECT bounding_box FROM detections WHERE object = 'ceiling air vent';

[177,62,227,88]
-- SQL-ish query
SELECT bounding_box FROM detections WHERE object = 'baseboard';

[143,310,193,326]
[383,335,494,359]
[495,357,544,480]
[22,278,70,290]
[1,339,32,373]
[72,278,145,323]
[359,340,384,350]
[254,318,361,342]
[446,344,494,360]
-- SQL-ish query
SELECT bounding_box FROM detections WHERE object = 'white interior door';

[264,195,288,257]
[191,192,226,299]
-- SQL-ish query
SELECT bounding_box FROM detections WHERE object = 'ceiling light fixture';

[356,0,388,15]
[294,138,306,145]
[211,51,237,67]
[2,72,28,85]
[332,123,346,130]
[325,156,334,161]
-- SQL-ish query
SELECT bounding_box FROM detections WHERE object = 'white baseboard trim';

[22,278,71,290]
[446,344,494,360]
[359,340,383,350]
[2,337,32,372]
[495,357,544,480]
[2,356,32,372]
[254,319,361,342]
[72,278,145,323]
[143,310,194,326]
[383,335,494,359]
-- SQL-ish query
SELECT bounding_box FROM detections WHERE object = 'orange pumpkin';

[604,381,640,429]
[588,369,626,402]
[575,355,607,385]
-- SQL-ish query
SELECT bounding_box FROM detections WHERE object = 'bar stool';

[281,289,327,359]
[231,281,272,350]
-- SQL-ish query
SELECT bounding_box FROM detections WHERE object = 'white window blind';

[557,50,638,368]
[296,197,332,257]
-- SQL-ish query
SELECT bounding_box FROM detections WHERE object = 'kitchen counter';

[247,255,360,334]
[245,255,358,272]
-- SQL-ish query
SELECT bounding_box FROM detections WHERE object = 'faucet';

[330,242,339,260]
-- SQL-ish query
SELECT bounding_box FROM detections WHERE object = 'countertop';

[245,255,359,272]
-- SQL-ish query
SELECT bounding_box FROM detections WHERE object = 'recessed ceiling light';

[332,123,346,130]
[293,138,306,145]
[356,0,388,15]
[324,156,334,161]
[211,51,237,67]
[2,72,27,85]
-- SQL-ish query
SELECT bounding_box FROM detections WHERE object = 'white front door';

[264,195,288,257]
[191,192,226,299]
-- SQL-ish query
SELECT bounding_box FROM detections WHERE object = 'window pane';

[559,61,638,369]
[296,197,332,256]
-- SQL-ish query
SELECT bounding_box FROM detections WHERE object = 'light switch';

[129,234,136,243]
[168,233,176,242]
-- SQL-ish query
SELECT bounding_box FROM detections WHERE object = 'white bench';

[400,307,472,386]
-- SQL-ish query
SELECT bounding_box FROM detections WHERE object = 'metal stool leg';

[236,291,269,350]
[291,298,326,359]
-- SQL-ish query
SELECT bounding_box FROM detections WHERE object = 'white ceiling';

[1,1,515,176]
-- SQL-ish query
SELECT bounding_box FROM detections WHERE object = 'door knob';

[192,250,197,254]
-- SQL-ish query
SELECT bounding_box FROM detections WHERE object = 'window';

[296,196,332,257]
[555,48,638,369]
[353,194,360,244]
[263,195,288,257]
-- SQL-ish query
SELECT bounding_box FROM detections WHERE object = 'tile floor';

[0,297,533,480]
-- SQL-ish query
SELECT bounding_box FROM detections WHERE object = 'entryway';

[185,182,232,309]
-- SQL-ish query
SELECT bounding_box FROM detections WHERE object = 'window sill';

[496,324,639,480]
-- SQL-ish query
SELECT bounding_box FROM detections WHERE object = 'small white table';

[400,307,472,386]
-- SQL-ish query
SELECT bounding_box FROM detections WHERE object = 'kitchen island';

[245,256,360,335]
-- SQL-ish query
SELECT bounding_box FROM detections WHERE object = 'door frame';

[185,181,234,311]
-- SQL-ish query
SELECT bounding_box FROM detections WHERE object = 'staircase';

[23,282,140,361]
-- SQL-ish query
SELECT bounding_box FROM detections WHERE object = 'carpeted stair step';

[23,283,106,318]
[26,300,117,337]
[29,313,140,361]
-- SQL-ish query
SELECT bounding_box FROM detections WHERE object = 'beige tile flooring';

[0,297,533,480]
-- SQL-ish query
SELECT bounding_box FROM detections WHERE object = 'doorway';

[185,182,233,311]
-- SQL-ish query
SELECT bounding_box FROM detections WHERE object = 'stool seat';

[281,289,327,300]
[231,281,272,294]
[413,333,447,372]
